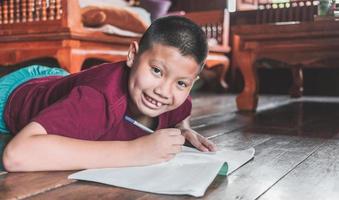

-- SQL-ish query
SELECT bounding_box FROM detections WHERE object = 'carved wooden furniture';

[184,9,231,89]
[256,0,317,24]
[0,0,139,73]
[256,0,318,98]
[170,0,227,12]
[232,20,339,111]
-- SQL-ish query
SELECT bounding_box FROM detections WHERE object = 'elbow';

[2,143,25,172]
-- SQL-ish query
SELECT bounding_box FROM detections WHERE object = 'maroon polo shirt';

[4,62,192,141]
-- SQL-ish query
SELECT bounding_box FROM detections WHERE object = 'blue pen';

[124,115,154,133]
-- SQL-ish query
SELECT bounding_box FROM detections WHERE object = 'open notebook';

[69,146,255,197]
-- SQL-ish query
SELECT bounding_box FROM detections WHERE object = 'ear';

[126,41,139,68]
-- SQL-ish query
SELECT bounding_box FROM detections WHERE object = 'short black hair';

[138,15,208,71]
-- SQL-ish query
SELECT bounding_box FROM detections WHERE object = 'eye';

[177,80,188,89]
[151,66,162,77]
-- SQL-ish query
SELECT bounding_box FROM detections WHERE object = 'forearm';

[3,132,140,172]
[23,136,136,171]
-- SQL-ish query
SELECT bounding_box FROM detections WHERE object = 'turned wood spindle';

[28,0,34,22]
[35,0,41,21]
[0,2,2,24]
[48,0,55,20]
[15,0,20,23]
[55,0,61,19]
[3,0,8,24]
[22,0,27,22]
[41,0,47,20]
[9,0,14,23]
[217,23,222,44]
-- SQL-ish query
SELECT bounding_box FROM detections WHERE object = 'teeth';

[145,94,162,107]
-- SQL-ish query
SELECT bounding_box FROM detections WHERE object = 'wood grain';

[259,140,339,200]
[1,95,339,200]
[0,171,75,199]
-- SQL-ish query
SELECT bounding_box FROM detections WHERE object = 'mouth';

[141,93,168,110]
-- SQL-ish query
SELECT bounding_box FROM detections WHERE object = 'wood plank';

[24,121,273,200]
[190,95,293,138]
[193,114,251,138]
[28,127,324,200]
[27,181,146,200]
[122,130,324,200]
[0,171,75,199]
[191,94,237,118]
[204,136,323,200]
[190,94,291,120]
[247,100,339,138]
[3,95,336,200]
[258,139,339,200]
[248,102,311,130]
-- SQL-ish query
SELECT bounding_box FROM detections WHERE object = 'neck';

[127,102,157,130]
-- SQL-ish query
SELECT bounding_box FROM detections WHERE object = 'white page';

[69,147,255,197]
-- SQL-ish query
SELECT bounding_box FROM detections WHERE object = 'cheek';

[172,91,190,107]
[134,74,155,90]
[130,68,154,90]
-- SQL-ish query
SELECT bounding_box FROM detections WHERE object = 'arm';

[3,122,185,172]
[175,115,217,152]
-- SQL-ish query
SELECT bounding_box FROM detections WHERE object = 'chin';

[140,108,163,117]
[138,105,168,117]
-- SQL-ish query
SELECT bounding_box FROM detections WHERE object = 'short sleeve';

[33,86,109,140]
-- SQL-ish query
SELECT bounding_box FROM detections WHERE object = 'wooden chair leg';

[218,60,229,90]
[289,65,303,98]
[56,49,86,73]
[205,55,230,91]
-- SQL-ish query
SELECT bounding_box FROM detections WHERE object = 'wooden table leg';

[56,48,86,73]
[236,51,258,112]
[289,65,303,98]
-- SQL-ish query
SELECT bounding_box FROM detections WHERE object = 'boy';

[1,16,216,172]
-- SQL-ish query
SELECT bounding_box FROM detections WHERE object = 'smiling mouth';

[142,93,167,109]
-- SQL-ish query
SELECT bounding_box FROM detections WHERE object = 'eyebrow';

[149,59,197,81]
[149,59,166,67]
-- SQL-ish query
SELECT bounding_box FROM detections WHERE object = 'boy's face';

[127,42,200,118]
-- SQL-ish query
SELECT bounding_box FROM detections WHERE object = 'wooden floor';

[1,94,339,199]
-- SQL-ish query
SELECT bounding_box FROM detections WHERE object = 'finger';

[171,135,185,145]
[170,145,182,154]
[198,136,217,151]
[168,129,181,136]
[163,154,175,161]
[201,138,217,152]
[189,136,209,152]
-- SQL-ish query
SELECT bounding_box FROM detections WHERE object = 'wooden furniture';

[170,0,227,12]
[185,9,231,89]
[256,0,318,98]
[3,95,339,199]
[256,0,317,24]
[232,20,339,111]
[231,0,318,98]
[0,0,139,73]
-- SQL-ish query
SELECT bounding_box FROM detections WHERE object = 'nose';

[154,80,171,99]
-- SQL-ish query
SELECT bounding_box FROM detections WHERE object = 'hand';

[132,128,185,165]
[181,128,217,152]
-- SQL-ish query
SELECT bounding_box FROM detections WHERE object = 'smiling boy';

[1,16,216,172]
